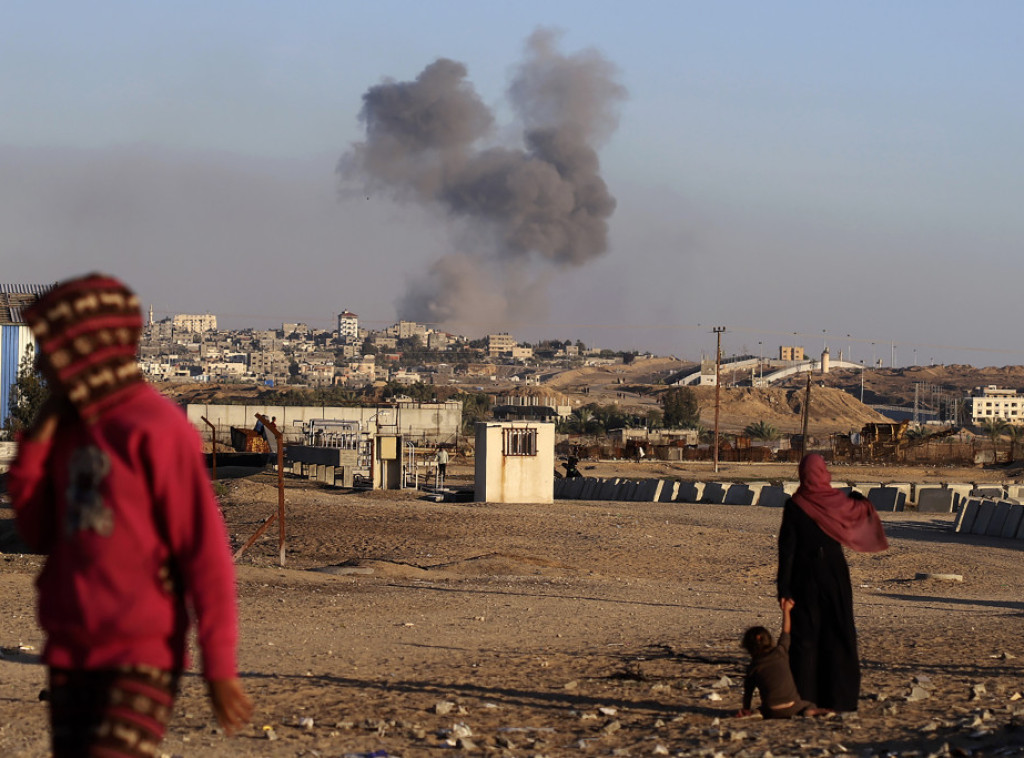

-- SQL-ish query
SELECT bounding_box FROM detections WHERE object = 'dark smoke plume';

[339,28,625,328]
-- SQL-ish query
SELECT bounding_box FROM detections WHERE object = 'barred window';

[503,427,538,456]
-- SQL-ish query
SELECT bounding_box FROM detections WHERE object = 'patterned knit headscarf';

[24,273,144,422]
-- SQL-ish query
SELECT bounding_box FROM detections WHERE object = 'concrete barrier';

[724,484,756,505]
[972,486,1006,500]
[657,480,679,502]
[635,479,662,502]
[757,486,789,508]
[917,488,957,513]
[1000,504,1024,539]
[985,501,1014,537]
[946,484,973,503]
[868,486,906,513]
[955,499,980,533]
[566,477,587,499]
[724,482,769,505]
[701,482,728,504]
[676,481,704,503]
[970,501,998,535]
[621,480,639,501]
[596,478,620,500]
[849,482,881,496]
[913,484,941,508]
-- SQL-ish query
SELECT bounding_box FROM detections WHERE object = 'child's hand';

[779,597,795,612]
[208,678,253,735]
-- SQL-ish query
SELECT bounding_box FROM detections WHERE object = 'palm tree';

[1004,424,1024,463]
[744,420,780,442]
[980,417,1009,463]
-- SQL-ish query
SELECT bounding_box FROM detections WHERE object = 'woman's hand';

[207,678,253,735]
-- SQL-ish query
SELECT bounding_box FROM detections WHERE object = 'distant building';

[173,313,217,333]
[394,320,427,340]
[1,283,52,428]
[427,331,450,351]
[487,333,517,357]
[780,346,805,361]
[338,311,359,341]
[971,386,1024,425]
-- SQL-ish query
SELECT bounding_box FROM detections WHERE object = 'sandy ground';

[2,460,1023,757]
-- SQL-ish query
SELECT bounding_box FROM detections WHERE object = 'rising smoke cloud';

[338,29,626,329]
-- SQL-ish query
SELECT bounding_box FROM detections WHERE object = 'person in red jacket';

[8,273,252,757]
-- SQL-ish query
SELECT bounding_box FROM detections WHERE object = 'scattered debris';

[915,573,963,582]
[906,686,931,703]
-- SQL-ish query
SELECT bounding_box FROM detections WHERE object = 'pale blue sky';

[3,1,1023,366]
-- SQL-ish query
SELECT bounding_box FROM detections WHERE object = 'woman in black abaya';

[777,454,888,712]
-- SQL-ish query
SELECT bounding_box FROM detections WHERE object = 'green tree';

[3,345,48,439]
[459,393,492,433]
[1005,424,1024,463]
[980,417,1009,462]
[660,387,700,428]
[744,420,780,441]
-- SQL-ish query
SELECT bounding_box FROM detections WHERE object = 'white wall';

[186,402,462,445]
[475,422,554,503]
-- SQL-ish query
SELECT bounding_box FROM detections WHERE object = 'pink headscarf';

[792,454,889,553]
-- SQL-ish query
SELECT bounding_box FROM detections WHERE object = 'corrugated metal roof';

[0,284,54,325]
[0,283,54,296]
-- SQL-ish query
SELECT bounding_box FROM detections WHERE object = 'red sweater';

[8,384,238,681]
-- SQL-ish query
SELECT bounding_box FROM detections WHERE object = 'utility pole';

[713,326,726,473]
[801,373,812,457]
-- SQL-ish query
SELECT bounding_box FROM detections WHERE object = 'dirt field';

[2,460,1023,757]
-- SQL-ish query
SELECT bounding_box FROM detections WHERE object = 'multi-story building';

[173,313,217,333]
[427,331,450,351]
[780,346,805,361]
[971,386,1024,425]
[337,311,359,342]
[487,333,517,357]
[394,320,427,341]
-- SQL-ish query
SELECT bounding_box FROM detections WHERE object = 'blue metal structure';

[1,283,52,428]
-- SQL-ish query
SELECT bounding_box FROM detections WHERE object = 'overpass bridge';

[674,357,864,387]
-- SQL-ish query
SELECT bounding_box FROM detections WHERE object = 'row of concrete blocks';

[553,477,1009,513]
[289,461,353,488]
[954,499,1024,541]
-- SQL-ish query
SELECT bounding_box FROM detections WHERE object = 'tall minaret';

[148,305,154,325]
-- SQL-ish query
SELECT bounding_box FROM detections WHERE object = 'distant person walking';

[435,446,449,484]
[634,444,645,464]
[777,453,888,712]
[8,273,252,757]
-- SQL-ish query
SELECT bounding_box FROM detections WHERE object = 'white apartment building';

[173,313,217,333]
[971,386,1024,425]
[337,311,359,341]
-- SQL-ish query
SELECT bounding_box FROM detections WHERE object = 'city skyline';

[4,2,1024,367]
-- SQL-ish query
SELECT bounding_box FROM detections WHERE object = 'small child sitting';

[737,599,827,719]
